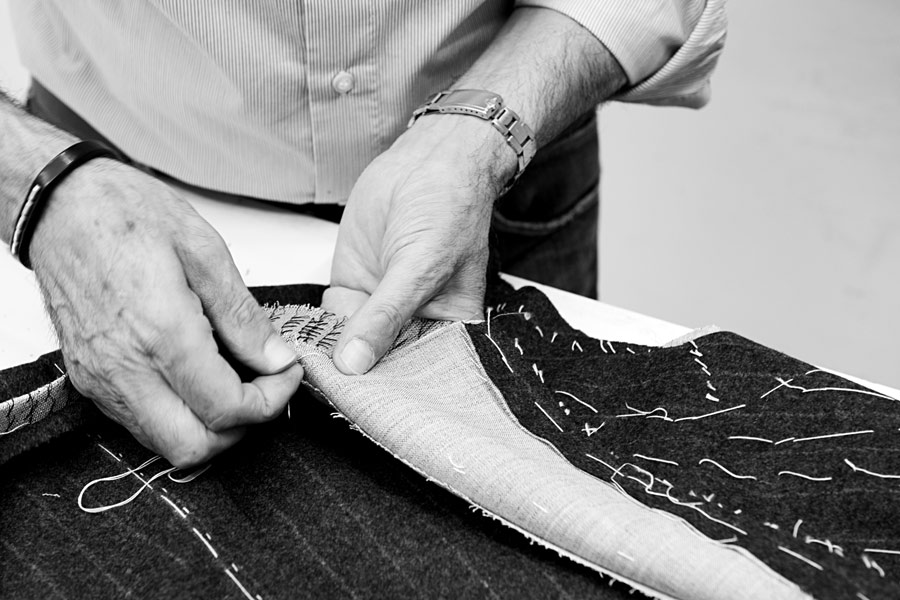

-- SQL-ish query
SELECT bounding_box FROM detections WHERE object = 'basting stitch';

[792,430,874,444]
[705,393,720,403]
[633,453,679,467]
[805,536,844,557]
[778,546,823,571]
[792,519,803,538]
[617,551,634,561]
[534,325,544,338]
[774,437,795,445]
[583,422,605,436]
[550,331,558,343]
[161,495,187,519]
[862,554,885,577]
[698,458,757,480]
[514,338,524,355]
[760,378,794,399]
[532,500,549,513]
[778,471,832,482]
[775,377,897,402]
[728,435,773,444]
[845,459,900,479]
[534,402,564,432]
[96,443,121,462]
[225,567,257,600]
[484,334,514,373]
[572,340,583,352]
[706,381,717,392]
[532,363,544,383]
[554,390,598,413]
[693,358,708,370]
[193,527,219,558]
[674,404,746,422]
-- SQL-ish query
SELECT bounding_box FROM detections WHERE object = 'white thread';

[702,493,715,503]
[728,436,773,444]
[41,493,60,498]
[161,495,187,519]
[514,338,524,355]
[779,471,832,482]
[532,500,549,513]
[707,381,717,392]
[716,536,738,544]
[705,393,720,403]
[760,378,793,399]
[599,340,608,354]
[763,522,779,530]
[734,509,742,514]
[78,456,176,514]
[845,458,900,479]
[484,334,514,373]
[675,404,746,422]
[792,430,874,443]
[701,367,711,377]
[448,453,466,473]
[169,464,212,484]
[792,519,803,538]
[486,306,492,340]
[96,443,121,461]
[804,536,843,557]
[616,551,634,561]
[583,422,605,436]
[693,358,708,370]
[0,421,32,437]
[861,554,885,577]
[777,378,897,402]
[550,331,558,343]
[193,527,219,558]
[534,326,544,338]
[608,341,616,354]
[531,363,544,383]
[857,593,872,600]
[554,390,597,413]
[585,453,618,473]
[626,348,636,354]
[225,568,257,600]
[183,506,190,514]
[232,563,240,572]
[778,546,823,571]
[572,340,583,352]
[774,437,795,445]
[633,453,679,467]
[534,402,563,432]
[698,458,757,480]
[616,404,671,421]
[863,548,900,555]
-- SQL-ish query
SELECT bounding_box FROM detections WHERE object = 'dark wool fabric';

[469,284,900,599]
[0,284,635,600]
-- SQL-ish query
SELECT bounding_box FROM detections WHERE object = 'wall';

[601,0,900,387]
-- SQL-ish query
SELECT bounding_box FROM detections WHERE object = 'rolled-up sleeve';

[515,0,727,108]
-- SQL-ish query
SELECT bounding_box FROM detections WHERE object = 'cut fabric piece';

[282,307,805,599]
[467,285,900,599]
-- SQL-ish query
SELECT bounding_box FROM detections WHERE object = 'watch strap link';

[408,89,536,195]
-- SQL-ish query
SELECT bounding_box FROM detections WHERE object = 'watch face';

[439,90,503,118]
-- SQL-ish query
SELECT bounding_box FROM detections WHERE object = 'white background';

[1,1,898,387]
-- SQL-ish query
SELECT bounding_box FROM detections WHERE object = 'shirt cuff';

[515,0,727,108]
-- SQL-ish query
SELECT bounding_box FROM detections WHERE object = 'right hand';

[29,159,303,467]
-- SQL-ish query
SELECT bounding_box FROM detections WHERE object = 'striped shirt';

[10,1,726,205]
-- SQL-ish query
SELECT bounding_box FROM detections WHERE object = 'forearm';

[457,7,626,146]
[404,6,626,195]
[0,90,77,245]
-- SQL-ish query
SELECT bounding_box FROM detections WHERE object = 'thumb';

[331,269,430,376]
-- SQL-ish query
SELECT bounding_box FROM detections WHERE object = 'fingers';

[128,372,246,468]
[179,229,298,376]
[156,317,304,431]
[331,258,484,375]
[321,286,369,319]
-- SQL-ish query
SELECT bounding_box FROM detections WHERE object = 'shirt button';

[332,70,355,94]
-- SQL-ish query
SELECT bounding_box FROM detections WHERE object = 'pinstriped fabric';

[10,1,721,205]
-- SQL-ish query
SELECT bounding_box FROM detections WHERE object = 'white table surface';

[2,183,897,399]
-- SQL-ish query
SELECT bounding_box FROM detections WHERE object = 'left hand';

[322,115,517,374]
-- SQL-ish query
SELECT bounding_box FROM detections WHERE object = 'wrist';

[399,112,519,200]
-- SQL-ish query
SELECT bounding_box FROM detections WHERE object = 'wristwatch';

[408,89,537,195]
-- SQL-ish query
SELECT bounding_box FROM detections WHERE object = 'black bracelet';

[10,140,120,269]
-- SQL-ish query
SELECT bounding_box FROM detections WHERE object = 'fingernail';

[340,338,375,375]
[264,336,297,371]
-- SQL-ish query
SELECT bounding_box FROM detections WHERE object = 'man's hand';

[29,160,302,467]
[323,115,516,374]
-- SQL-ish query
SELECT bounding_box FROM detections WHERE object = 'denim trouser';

[28,81,600,298]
